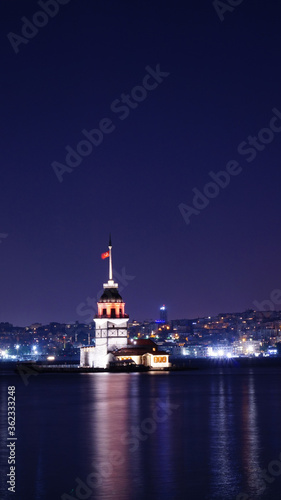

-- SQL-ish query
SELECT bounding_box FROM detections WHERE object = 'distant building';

[29,323,42,330]
[160,305,167,323]
[232,339,261,356]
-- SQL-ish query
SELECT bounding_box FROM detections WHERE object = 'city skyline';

[1,302,281,329]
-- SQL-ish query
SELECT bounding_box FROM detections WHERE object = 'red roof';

[115,348,168,357]
[115,348,148,356]
[129,339,157,347]
[144,350,168,356]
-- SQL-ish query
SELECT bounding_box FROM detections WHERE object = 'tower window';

[102,308,106,316]
[111,309,116,318]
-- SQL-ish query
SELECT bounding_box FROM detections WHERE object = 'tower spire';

[103,234,118,288]
[108,234,112,281]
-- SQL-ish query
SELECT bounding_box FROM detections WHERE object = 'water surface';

[1,366,281,500]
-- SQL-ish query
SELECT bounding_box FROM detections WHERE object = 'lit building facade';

[80,238,169,370]
[115,339,170,369]
[232,339,261,356]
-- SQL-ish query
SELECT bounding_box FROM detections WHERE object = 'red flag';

[101,251,109,259]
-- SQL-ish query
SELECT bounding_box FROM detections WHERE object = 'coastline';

[8,356,281,374]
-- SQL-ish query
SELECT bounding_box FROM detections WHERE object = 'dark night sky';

[1,0,281,326]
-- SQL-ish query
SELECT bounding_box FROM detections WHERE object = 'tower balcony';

[95,313,129,319]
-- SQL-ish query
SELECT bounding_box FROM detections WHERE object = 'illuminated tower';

[93,236,129,368]
[160,305,167,323]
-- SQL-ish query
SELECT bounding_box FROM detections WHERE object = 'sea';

[1,363,281,500]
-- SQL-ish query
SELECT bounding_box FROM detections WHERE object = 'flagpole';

[109,234,112,281]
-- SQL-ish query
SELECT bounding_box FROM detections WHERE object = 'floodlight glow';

[208,347,216,357]
[47,356,55,361]
[218,349,224,357]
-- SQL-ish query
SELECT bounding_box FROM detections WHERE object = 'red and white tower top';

[97,236,128,319]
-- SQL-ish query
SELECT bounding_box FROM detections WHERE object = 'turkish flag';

[101,251,110,259]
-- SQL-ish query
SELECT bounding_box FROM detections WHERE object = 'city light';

[268,349,277,356]
[207,347,233,359]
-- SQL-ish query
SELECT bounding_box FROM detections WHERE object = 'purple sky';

[1,0,281,326]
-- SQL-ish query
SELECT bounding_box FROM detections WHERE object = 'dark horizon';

[1,1,281,326]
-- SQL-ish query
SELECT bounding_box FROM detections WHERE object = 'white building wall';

[108,337,128,351]
[80,346,95,367]
[93,317,128,367]
[93,338,108,368]
[143,353,170,368]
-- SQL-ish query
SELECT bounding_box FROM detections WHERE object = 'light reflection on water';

[209,375,236,499]
[87,373,180,500]
[241,372,264,496]
[1,367,281,500]
[208,371,267,499]
[89,374,133,499]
